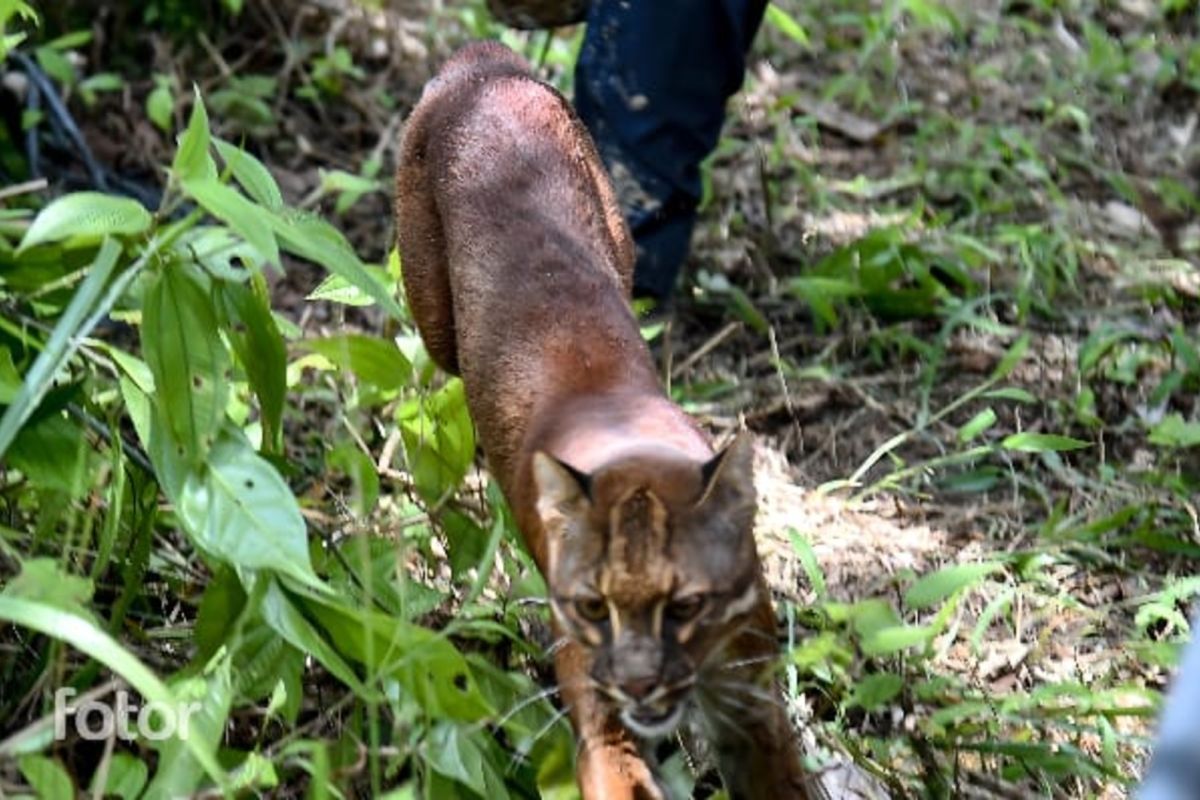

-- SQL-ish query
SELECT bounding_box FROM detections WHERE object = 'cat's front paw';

[577,741,665,800]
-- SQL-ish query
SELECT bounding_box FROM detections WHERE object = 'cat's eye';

[666,595,705,622]
[575,597,609,623]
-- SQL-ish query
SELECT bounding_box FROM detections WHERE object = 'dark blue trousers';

[575,0,768,302]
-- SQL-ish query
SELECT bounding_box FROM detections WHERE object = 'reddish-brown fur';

[396,42,806,799]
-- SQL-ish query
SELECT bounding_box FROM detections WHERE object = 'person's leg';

[575,0,768,303]
[1139,615,1200,799]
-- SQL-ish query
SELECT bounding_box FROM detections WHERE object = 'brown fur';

[396,42,806,799]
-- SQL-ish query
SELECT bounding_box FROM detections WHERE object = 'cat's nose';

[621,677,659,701]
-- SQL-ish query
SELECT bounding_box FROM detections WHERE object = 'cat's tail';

[395,42,532,375]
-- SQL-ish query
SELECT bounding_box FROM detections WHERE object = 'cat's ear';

[697,433,756,507]
[532,452,592,521]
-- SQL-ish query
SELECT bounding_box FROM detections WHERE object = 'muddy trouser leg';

[575,0,768,303]
[1138,611,1200,799]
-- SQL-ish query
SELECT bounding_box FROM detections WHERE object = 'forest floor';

[4,0,1200,797]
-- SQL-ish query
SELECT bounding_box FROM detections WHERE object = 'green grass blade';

[0,237,121,461]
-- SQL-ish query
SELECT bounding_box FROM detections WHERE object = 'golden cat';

[395,41,807,799]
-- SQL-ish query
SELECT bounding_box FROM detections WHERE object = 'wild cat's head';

[533,434,762,738]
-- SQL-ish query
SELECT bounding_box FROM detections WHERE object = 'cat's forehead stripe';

[608,487,669,568]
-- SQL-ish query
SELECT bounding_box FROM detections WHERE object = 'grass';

[0,0,1197,797]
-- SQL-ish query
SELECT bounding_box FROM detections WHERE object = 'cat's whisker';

[716,652,781,672]
[509,702,573,773]
[544,635,571,657]
[492,684,562,730]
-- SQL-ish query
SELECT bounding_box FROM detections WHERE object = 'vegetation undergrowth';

[0,0,1197,797]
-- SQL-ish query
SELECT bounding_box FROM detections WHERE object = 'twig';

[671,321,741,380]
[0,178,48,202]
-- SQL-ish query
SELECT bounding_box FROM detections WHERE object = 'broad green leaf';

[194,566,247,661]
[215,139,283,210]
[905,561,1003,610]
[0,238,121,461]
[90,753,148,800]
[300,589,492,720]
[957,408,997,442]
[7,413,96,498]
[0,597,227,788]
[861,623,934,655]
[1,557,94,618]
[182,226,263,280]
[425,722,511,799]
[272,209,405,320]
[18,192,150,252]
[259,579,374,698]
[1000,432,1089,453]
[217,281,287,452]
[141,265,228,463]
[848,672,904,711]
[307,265,395,307]
[144,656,234,800]
[176,434,323,591]
[846,598,901,639]
[1148,414,1200,448]
[181,177,280,266]
[173,89,213,182]
[18,755,73,800]
[786,276,862,328]
[306,334,411,392]
[398,379,475,503]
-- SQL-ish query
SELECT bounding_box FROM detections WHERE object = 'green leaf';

[146,80,174,133]
[141,265,228,463]
[173,89,213,182]
[861,623,934,656]
[982,387,1036,404]
[0,238,121,462]
[300,589,492,720]
[957,408,997,443]
[1,558,94,618]
[7,413,97,498]
[272,209,405,320]
[904,561,1003,610]
[18,192,150,252]
[1148,414,1200,449]
[1000,432,1090,453]
[90,753,148,800]
[398,379,476,503]
[0,597,227,789]
[259,579,374,698]
[787,528,826,599]
[214,139,283,210]
[18,755,73,800]
[217,281,287,452]
[176,433,324,591]
[0,346,21,404]
[305,334,412,392]
[425,722,511,799]
[765,3,809,47]
[181,177,280,266]
[144,655,234,800]
[327,442,380,518]
[307,266,395,307]
[991,333,1030,381]
[847,672,904,711]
